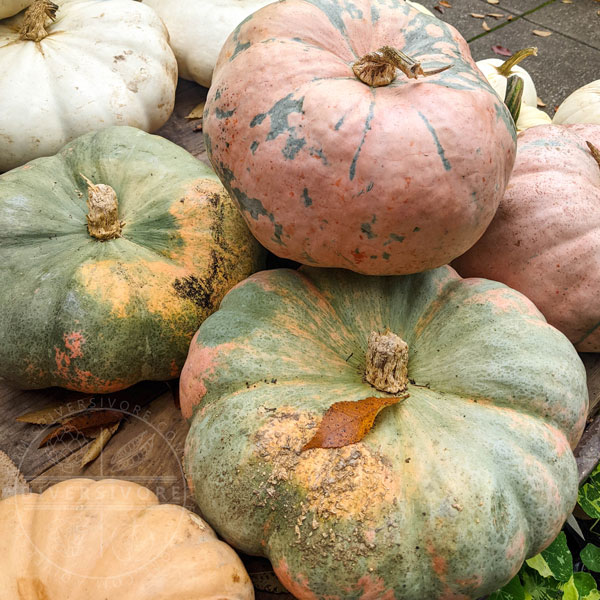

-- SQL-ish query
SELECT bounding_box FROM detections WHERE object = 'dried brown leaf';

[439,0,452,7]
[185,101,205,120]
[301,395,408,452]
[80,422,120,468]
[487,0,499,4]
[561,0,572,3]
[492,45,512,56]
[471,12,485,18]
[39,410,123,447]
[488,12,504,18]
[434,4,444,13]
[537,97,547,107]
[17,402,77,425]
[507,14,513,20]
[532,29,552,37]
[482,20,491,30]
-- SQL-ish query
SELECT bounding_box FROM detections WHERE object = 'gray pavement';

[416,0,600,113]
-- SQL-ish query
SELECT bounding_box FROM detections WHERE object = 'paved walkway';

[417,0,600,113]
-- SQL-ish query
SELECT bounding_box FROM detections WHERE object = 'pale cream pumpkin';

[0,0,177,172]
[142,0,274,87]
[0,0,31,19]
[406,1,434,16]
[517,104,551,132]
[554,80,600,125]
[0,479,254,599]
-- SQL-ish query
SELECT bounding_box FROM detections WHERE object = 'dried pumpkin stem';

[496,47,538,78]
[19,0,58,42]
[352,46,452,87]
[587,141,600,171]
[81,174,123,241]
[365,331,409,393]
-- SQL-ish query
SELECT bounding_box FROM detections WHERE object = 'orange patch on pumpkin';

[356,575,395,600]
[273,559,319,600]
[64,331,85,359]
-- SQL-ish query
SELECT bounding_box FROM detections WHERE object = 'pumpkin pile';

[0,0,597,598]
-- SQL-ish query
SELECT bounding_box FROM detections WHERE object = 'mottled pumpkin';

[0,126,263,392]
[182,266,587,600]
[454,124,600,352]
[0,479,254,599]
[203,0,517,275]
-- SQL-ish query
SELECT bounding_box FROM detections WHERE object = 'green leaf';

[522,568,562,600]
[527,554,554,578]
[574,572,598,597]
[579,464,600,519]
[583,591,600,600]
[581,544,600,572]
[560,576,579,600]
[490,575,526,600]
[540,533,573,582]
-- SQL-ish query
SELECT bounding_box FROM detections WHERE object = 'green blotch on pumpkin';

[382,252,390,260]
[494,101,517,142]
[349,98,375,181]
[215,107,236,119]
[250,113,267,128]
[370,4,379,22]
[360,223,376,239]
[417,111,451,172]
[334,115,345,131]
[413,227,420,232]
[250,141,259,154]
[302,188,313,207]
[282,136,306,160]
[265,94,304,141]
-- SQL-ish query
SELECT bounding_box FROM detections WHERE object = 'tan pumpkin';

[0,478,254,599]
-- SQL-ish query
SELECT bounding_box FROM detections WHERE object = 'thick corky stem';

[496,47,538,78]
[81,175,123,241]
[19,0,58,42]
[587,141,600,171]
[365,331,409,393]
[352,46,452,87]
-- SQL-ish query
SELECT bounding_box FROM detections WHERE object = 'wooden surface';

[0,78,598,599]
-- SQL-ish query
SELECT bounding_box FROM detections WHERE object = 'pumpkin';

[182,265,588,600]
[516,104,551,132]
[203,0,517,275]
[0,126,263,392]
[453,124,600,352]
[0,0,177,172]
[476,48,538,108]
[406,1,434,16]
[0,0,31,19]
[142,0,274,88]
[554,80,600,125]
[0,478,254,599]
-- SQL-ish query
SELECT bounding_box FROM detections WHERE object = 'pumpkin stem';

[496,47,538,78]
[365,330,409,393]
[81,174,123,241]
[587,141,600,171]
[19,0,58,42]
[352,46,452,87]
[504,74,524,125]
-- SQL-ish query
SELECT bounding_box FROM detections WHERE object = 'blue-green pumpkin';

[182,265,588,599]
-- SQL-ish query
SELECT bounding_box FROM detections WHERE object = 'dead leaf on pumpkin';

[38,410,123,447]
[80,422,120,468]
[301,395,408,452]
[185,101,206,120]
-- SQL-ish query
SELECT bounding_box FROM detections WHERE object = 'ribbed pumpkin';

[454,124,600,352]
[0,126,263,392]
[0,479,254,599]
[203,0,517,275]
[182,266,588,600]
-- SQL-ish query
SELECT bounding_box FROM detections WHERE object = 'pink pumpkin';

[454,124,600,351]
[203,0,517,275]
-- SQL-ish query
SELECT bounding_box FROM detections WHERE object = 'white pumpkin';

[476,48,538,107]
[142,0,274,88]
[0,479,254,599]
[0,0,177,172]
[554,80,600,125]
[0,0,31,19]
[406,1,435,16]
[516,104,551,132]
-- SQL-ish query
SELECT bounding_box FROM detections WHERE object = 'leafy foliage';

[491,465,600,599]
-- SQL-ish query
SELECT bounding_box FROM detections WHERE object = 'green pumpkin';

[0,126,263,392]
[182,266,588,600]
